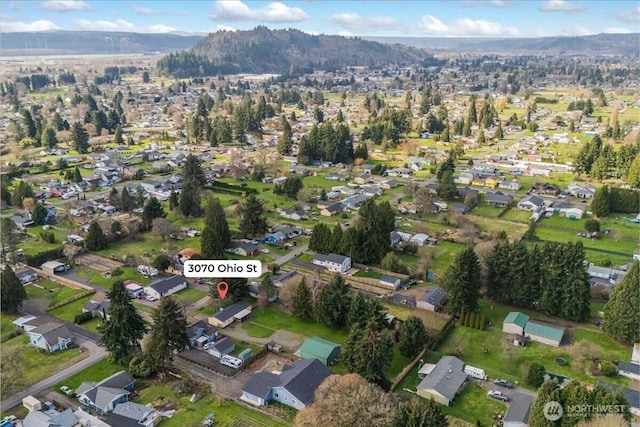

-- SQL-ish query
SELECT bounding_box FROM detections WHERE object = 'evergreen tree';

[86,221,108,251]
[476,128,486,144]
[468,95,478,124]
[603,261,640,345]
[41,126,57,148]
[526,362,546,388]
[73,166,83,183]
[394,397,448,427]
[182,154,207,186]
[346,292,369,330]
[355,199,395,265]
[591,185,610,217]
[529,380,562,427]
[142,196,166,230]
[214,277,250,302]
[201,197,230,259]
[292,278,314,320]
[316,274,351,328]
[397,316,430,358]
[147,296,189,371]
[625,153,640,188]
[179,177,201,217]
[98,280,147,364]
[277,116,293,155]
[440,247,481,314]
[114,125,124,144]
[120,187,132,213]
[309,223,332,254]
[436,170,458,200]
[495,122,504,139]
[31,202,48,225]
[1,266,27,312]
[168,191,179,211]
[343,318,394,390]
[329,223,343,254]
[71,121,89,153]
[108,187,120,210]
[237,193,268,237]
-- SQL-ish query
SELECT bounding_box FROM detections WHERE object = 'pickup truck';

[487,390,511,402]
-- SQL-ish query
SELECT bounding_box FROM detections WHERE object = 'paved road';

[272,244,308,267]
[0,340,107,411]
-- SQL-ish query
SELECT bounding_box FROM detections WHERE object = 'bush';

[74,311,94,324]
[152,254,171,271]
[600,361,617,377]
[584,219,600,233]
[468,312,476,328]
[526,362,546,388]
[26,247,64,267]
[111,267,124,277]
[475,314,482,330]
[39,231,56,243]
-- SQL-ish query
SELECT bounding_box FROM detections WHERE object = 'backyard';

[24,279,86,309]
[75,266,152,290]
[48,295,103,333]
[55,358,125,392]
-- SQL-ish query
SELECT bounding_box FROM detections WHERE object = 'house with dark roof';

[484,191,513,207]
[185,320,218,348]
[241,359,332,410]
[271,270,300,287]
[517,195,544,212]
[379,274,402,290]
[208,300,252,328]
[22,407,82,427]
[299,336,341,365]
[618,361,640,381]
[417,355,467,406]
[27,321,73,353]
[206,336,235,358]
[82,292,111,319]
[312,253,351,273]
[502,395,533,427]
[596,381,640,416]
[144,276,188,300]
[416,287,448,312]
[76,371,135,415]
[16,268,39,285]
[226,240,259,257]
[104,401,160,427]
[320,202,345,216]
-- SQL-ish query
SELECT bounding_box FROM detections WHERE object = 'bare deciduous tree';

[151,217,177,242]
[1,346,26,398]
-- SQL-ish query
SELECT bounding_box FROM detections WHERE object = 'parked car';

[494,379,514,389]
[260,248,270,254]
[487,390,510,402]
[145,294,158,302]
[60,386,73,395]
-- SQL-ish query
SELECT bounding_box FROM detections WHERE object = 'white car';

[145,295,158,302]
[60,386,73,395]
[260,248,270,254]
[62,191,77,200]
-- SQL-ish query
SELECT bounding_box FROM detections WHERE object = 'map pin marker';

[217,282,229,299]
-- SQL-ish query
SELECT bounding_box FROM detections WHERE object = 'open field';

[471,204,506,218]
[55,359,125,391]
[173,288,208,307]
[75,266,152,289]
[25,279,85,308]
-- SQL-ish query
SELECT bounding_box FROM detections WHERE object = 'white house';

[410,233,430,247]
[379,275,402,290]
[312,253,352,273]
[16,268,39,285]
[145,276,188,300]
[618,361,640,381]
[517,195,544,212]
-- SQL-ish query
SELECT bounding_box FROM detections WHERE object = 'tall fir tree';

[141,196,166,230]
[343,318,394,390]
[201,197,230,259]
[309,223,332,254]
[179,177,201,217]
[147,296,189,371]
[397,316,430,358]
[591,185,610,217]
[440,247,481,314]
[182,153,207,186]
[73,166,83,183]
[603,261,640,345]
[237,193,268,237]
[316,274,351,329]
[292,278,314,320]
[394,397,448,427]
[85,221,108,251]
[98,280,147,364]
[1,266,27,312]
[71,121,89,154]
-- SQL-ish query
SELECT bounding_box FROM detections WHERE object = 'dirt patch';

[75,253,123,272]
[245,353,294,375]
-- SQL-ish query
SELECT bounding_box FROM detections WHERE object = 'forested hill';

[1,31,204,56]
[157,26,426,77]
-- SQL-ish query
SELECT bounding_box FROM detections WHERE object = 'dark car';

[494,379,514,389]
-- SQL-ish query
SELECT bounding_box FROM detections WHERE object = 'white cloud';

[0,19,60,32]
[538,0,583,13]
[602,27,633,34]
[617,6,640,24]
[132,5,161,16]
[418,15,521,37]
[330,12,402,32]
[210,0,309,23]
[40,0,91,12]
[149,24,176,33]
[8,1,23,10]
[216,25,237,32]
[74,18,135,31]
[337,30,353,37]
[461,0,509,7]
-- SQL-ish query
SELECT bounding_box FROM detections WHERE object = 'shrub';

[584,219,600,233]
[600,361,617,377]
[74,311,94,324]
[526,362,546,388]
[111,267,124,277]
[468,312,476,328]
[39,231,56,243]
[475,314,482,330]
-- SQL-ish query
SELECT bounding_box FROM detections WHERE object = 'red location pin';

[217,282,229,299]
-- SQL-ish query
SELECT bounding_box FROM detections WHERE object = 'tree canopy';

[440,247,481,314]
[1,266,26,313]
[201,197,230,259]
[603,261,640,345]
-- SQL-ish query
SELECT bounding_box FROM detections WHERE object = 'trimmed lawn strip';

[383,303,449,334]
[353,269,383,279]
[137,386,288,427]
[25,280,85,308]
[243,322,276,338]
[172,288,208,307]
[55,359,125,391]
[48,295,94,324]
[247,307,348,344]
[75,266,152,290]
[471,204,505,218]
[1,312,18,342]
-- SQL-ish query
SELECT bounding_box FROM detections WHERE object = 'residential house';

[517,195,544,212]
[485,177,500,188]
[456,187,477,200]
[272,225,303,239]
[379,275,402,290]
[262,232,286,244]
[76,371,135,415]
[353,174,372,185]
[618,361,640,381]
[326,172,348,181]
[390,231,402,246]
[104,402,160,427]
[290,166,310,175]
[271,270,301,288]
[596,381,640,417]
[13,315,51,332]
[361,186,382,197]
[502,396,533,427]
[397,202,418,214]
[249,281,279,302]
[342,194,368,209]
[498,179,522,191]
[524,321,565,347]
[587,264,628,286]
[144,276,188,300]
[312,253,352,273]
[82,292,111,319]
[16,268,39,285]
[416,287,448,312]
[185,320,218,348]
[532,182,561,196]
[241,359,332,410]
[208,300,252,329]
[380,179,398,189]
[207,336,236,358]
[226,240,259,257]
[567,183,596,199]
[320,202,345,217]
[410,233,430,247]
[417,356,467,406]
[27,321,73,353]
[280,209,307,221]
[299,336,341,365]
[22,408,88,427]
[455,172,474,185]
[502,312,530,336]
[485,191,513,207]
[360,164,375,175]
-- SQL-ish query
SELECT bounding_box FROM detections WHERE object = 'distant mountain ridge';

[364,33,640,56]
[1,31,205,56]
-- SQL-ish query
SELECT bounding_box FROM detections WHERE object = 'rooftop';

[504,311,530,328]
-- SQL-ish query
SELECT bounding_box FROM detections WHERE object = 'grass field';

[172,288,208,307]
[48,295,95,324]
[75,266,152,289]
[55,359,125,391]
[353,269,383,279]
[0,313,18,342]
[427,241,467,277]
[501,209,534,222]
[25,279,85,308]
[137,386,288,427]
[471,204,506,218]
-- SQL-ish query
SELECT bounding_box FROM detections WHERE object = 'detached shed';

[23,395,42,412]
[502,312,530,336]
[41,261,66,275]
[300,337,341,366]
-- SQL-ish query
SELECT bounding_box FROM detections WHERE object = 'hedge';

[26,247,64,267]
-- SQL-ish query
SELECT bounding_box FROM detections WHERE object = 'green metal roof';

[504,311,530,328]
[300,336,340,357]
[524,321,565,342]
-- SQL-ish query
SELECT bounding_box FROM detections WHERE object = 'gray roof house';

[502,395,533,427]
[23,408,80,427]
[185,320,218,348]
[76,371,135,415]
[485,191,513,207]
[145,276,188,300]
[379,275,402,289]
[104,401,160,427]
[416,287,448,312]
[618,361,640,381]
[417,355,467,406]
[241,359,332,410]
[209,300,252,328]
[27,321,73,353]
[517,195,544,212]
[206,336,236,358]
[313,253,352,273]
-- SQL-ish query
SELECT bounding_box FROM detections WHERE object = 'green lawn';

[383,303,450,334]
[353,269,383,279]
[173,288,208,307]
[137,386,288,427]
[25,280,85,308]
[1,312,18,342]
[244,307,348,344]
[3,335,88,387]
[538,214,640,241]
[48,295,95,324]
[501,208,534,222]
[428,241,467,277]
[55,359,125,391]
[75,266,152,290]
[134,302,157,315]
[471,204,506,218]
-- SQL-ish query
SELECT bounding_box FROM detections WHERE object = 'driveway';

[273,244,308,266]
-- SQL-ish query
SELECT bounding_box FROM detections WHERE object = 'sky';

[1,0,639,37]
